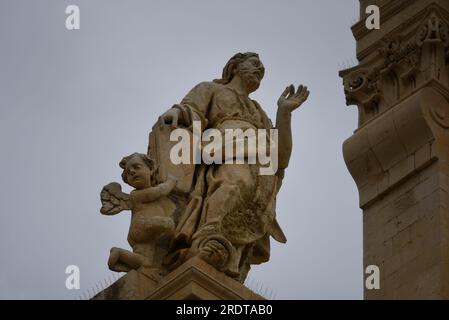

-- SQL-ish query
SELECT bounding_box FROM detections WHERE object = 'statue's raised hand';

[277,84,309,113]
[100,182,131,215]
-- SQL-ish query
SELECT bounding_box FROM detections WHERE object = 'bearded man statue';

[156,52,309,282]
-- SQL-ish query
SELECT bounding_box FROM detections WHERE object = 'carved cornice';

[343,83,449,208]
[355,3,449,61]
[352,0,418,42]
[340,7,449,128]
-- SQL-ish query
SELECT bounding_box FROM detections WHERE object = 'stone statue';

[100,52,309,284]
[100,153,177,274]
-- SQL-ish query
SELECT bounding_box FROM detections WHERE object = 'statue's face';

[236,56,265,93]
[124,156,152,189]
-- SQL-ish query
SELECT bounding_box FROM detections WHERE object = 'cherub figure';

[100,153,177,273]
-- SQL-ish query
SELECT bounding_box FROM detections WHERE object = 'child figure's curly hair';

[119,153,156,185]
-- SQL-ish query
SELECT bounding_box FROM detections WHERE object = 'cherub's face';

[124,156,152,189]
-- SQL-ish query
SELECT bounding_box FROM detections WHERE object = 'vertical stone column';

[340,0,449,299]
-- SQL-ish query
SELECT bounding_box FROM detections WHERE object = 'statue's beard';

[237,67,262,93]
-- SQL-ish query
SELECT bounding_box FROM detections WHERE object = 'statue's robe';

[165,81,286,280]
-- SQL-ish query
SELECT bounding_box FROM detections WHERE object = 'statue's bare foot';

[198,240,229,270]
[108,247,132,272]
[108,247,121,270]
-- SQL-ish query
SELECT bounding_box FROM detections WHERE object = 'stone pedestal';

[92,257,264,300]
[340,0,449,299]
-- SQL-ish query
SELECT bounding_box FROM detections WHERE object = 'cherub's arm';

[130,175,177,204]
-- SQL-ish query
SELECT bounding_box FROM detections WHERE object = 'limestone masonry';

[341,0,449,299]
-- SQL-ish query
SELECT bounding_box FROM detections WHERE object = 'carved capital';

[341,8,449,128]
[343,85,449,208]
[417,12,449,46]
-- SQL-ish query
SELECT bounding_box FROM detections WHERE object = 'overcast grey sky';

[0,0,361,299]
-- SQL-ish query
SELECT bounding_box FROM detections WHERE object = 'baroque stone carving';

[429,94,449,128]
[100,153,177,278]
[100,52,309,283]
[341,1,449,300]
[341,9,449,127]
[416,12,449,46]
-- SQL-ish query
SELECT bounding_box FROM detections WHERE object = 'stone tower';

[340,0,449,298]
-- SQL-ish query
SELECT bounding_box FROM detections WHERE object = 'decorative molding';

[341,7,449,128]
[352,0,418,42]
[417,11,449,46]
[343,84,449,208]
[355,3,449,61]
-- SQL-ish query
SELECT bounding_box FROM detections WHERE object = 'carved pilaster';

[341,2,449,299]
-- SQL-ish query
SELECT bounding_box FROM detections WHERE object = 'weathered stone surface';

[92,267,161,300]
[92,257,263,300]
[341,0,449,299]
[146,257,264,300]
[95,52,309,299]
[100,153,177,274]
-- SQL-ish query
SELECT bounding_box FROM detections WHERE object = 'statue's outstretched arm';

[276,84,309,169]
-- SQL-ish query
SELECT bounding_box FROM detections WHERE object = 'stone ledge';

[145,257,265,300]
[92,257,264,300]
[353,2,449,60]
